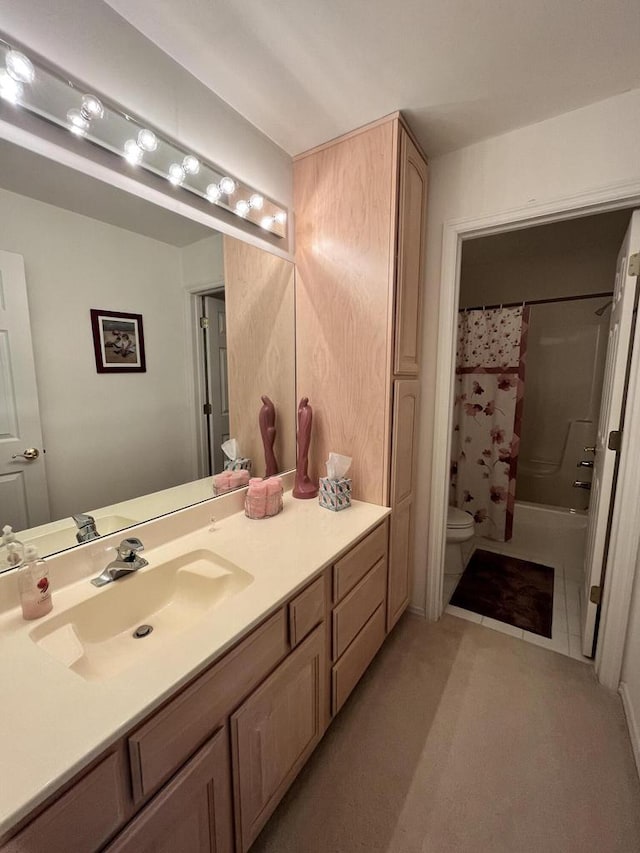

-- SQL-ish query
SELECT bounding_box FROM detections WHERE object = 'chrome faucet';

[91,538,148,587]
[573,480,592,490]
[73,513,100,544]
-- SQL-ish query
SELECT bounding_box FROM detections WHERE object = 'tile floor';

[445,538,592,664]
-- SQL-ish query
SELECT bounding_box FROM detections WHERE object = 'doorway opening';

[193,287,230,477]
[440,208,638,663]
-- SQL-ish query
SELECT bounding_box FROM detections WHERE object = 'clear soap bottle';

[18,544,52,620]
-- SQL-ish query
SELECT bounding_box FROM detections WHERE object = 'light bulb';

[206,183,222,202]
[5,51,34,85]
[80,94,104,120]
[249,193,264,210]
[219,177,236,195]
[137,129,157,152]
[182,155,199,175]
[235,199,250,217]
[67,108,89,136]
[275,211,287,225]
[168,163,185,186]
[0,70,22,103]
[261,216,274,230]
[124,139,143,165]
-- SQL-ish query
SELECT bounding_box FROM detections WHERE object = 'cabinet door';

[231,626,326,851]
[105,727,233,853]
[388,379,420,630]
[394,127,428,376]
[388,498,413,630]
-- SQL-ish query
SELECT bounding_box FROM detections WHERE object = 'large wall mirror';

[0,139,296,561]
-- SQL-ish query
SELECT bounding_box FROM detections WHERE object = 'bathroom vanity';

[0,490,392,852]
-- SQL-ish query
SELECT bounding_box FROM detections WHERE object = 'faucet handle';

[117,537,145,562]
[73,513,96,528]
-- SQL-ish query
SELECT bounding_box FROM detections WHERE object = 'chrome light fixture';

[0,35,287,238]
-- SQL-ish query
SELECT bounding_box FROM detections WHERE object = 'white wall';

[413,88,640,613]
[0,186,194,520]
[0,0,292,231]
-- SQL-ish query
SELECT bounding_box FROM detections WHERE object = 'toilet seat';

[447,506,474,530]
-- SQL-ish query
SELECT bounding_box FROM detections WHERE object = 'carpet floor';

[450,549,554,637]
[252,613,640,853]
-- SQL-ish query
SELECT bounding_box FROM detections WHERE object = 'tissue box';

[224,457,252,472]
[318,477,352,511]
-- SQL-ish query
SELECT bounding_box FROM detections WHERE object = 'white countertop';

[0,492,389,837]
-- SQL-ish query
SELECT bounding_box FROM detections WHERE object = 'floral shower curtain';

[450,306,529,541]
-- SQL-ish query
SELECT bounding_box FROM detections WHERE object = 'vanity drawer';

[128,608,288,802]
[333,521,388,603]
[289,575,325,647]
[1,747,130,853]
[332,557,387,660]
[331,603,386,715]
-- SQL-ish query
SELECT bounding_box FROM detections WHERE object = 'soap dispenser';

[0,525,25,573]
[18,544,52,620]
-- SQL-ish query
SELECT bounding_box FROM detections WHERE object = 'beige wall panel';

[224,237,296,478]
[294,121,397,504]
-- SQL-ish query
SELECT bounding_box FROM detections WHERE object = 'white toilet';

[445,506,475,576]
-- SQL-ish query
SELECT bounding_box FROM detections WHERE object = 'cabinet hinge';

[629,253,640,277]
[590,585,602,606]
[200,316,209,329]
[608,430,622,452]
[203,403,212,415]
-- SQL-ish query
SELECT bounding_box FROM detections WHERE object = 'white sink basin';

[30,549,253,680]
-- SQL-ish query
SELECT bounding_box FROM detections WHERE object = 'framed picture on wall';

[90,309,146,373]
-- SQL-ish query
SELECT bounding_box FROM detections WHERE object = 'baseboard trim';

[620,681,640,781]
[407,604,426,619]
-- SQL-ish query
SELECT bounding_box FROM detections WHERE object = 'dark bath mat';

[450,549,554,637]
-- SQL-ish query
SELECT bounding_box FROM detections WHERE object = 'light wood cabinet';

[295,113,427,626]
[330,522,389,715]
[394,131,428,377]
[105,727,233,853]
[0,747,131,853]
[388,379,420,629]
[230,626,326,852]
[3,536,394,852]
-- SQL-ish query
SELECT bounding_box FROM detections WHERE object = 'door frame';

[426,176,640,691]
[184,279,225,481]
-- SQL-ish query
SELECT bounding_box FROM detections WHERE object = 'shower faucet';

[577,460,594,468]
[573,480,592,490]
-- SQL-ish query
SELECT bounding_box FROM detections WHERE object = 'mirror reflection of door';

[0,250,50,530]
[200,292,230,475]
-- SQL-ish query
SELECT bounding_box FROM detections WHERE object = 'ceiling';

[462,210,631,266]
[102,0,640,158]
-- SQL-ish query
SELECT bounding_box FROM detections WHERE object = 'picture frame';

[90,309,146,373]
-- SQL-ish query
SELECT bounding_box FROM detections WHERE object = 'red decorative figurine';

[259,395,279,478]
[293,396,318,499]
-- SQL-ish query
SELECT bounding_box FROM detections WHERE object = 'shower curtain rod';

[463,290,614,312]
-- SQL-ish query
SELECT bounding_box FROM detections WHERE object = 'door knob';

[11,448,40,461]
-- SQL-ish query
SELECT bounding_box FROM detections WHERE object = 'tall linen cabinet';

[294,113,427,630]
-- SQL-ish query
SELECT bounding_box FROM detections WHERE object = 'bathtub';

[472,500,587,582]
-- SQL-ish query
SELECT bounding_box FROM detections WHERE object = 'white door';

[582,211,640,655]
[0,250,50,531]
[201,293,229,475]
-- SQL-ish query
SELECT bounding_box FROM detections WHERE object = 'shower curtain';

[450,306,529,541]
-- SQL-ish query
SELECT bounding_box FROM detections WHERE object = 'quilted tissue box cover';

[318,477,352,511]
[224,457,252,472]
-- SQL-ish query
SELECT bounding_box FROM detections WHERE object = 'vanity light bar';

[0,38,287,239]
